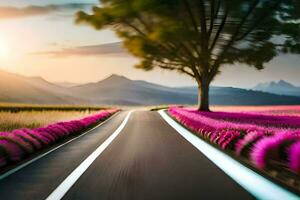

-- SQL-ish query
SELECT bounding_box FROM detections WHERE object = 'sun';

[0,44,10,60]
[0,36,11,61]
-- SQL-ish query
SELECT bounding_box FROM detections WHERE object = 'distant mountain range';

[253,80,300,97]
[0,70,82,104]
[0,69,299,105]
[54,82,80,87]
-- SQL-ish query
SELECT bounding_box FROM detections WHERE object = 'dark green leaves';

[76,0,300,80]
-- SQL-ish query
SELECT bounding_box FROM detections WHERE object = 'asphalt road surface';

[0,111,255,200]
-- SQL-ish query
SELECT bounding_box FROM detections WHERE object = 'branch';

[179,15,203,59]
[208,0,220,38]
[136,14,152,33]
[190,65,202,81]
[209,7,228,52]
[123,12,202,81]
[183,0,201,43]
[155,62,195,78]
[123,20,198,68]
[214,0,221,17]
[236,0,283,41]
[198,0,209,50]
[158,49,202,81]
[183,0,199,31]
[209,0,261,80]
[208,0,215,38]
[123,20,148,37]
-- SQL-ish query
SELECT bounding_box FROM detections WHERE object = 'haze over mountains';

[0,70,80,104]
[253,80,300,97]
[0,69,299,106]
[54,82,80,88]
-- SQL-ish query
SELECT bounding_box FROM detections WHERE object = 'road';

[0,111,254,200]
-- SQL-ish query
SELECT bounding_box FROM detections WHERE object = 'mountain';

[69,75,300,106]
[0,70,299,106]
[173,86,300,105]
[0,70,85,104]
[253,80,300,97]
[54,82,79,87]
[69,75,196,105]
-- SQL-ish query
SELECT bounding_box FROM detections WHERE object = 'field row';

[0,109,118,168]
[168,107,300,189]
[0,111,102,132]
[0,103,108,112]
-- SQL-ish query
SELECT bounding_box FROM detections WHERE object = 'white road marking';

[0,112,119,181]
[45,111,133,200]
[159,110,300,200]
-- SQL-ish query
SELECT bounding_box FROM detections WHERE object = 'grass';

[0,103,112,132]
[0,110,99,132]
[0,109,118,168]
[0,103,109,112]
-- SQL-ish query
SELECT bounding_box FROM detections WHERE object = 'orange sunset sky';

[0,0,299,88]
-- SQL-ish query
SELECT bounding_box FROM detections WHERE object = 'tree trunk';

[198,79,210,111]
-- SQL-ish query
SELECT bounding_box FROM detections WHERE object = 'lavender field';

[168,106,300,191]
[0,109,118,168]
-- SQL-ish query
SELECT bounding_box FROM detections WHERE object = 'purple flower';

[0,109,118,167]
[250,133,299,169]
[0,132,34,153]
[0,139,25,162]
[168,107,300,172]
[235,130,267,157]
[288,141,300,174]
[12,129,42,150]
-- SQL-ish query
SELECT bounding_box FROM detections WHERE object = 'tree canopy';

[76,0,300,110]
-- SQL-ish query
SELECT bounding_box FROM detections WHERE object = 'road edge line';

[45,110,133,200]
[0,112,120,181]
[158,110,299,200]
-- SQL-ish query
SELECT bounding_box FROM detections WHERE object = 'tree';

[76,0,300,111]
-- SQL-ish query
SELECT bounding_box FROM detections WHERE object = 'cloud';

[0,3,94,19]
[34,42,130,58]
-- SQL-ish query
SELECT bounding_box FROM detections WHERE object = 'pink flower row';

[0,109,118,168]
[168,107,300,174]
[192,110,300,129]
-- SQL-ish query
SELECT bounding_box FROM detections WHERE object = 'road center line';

[45,111,133,200]
[159,110,300,200]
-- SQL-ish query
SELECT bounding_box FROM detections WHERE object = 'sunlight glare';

[0,38,10,60]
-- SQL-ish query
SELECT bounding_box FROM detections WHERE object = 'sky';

[0,0,299,88]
